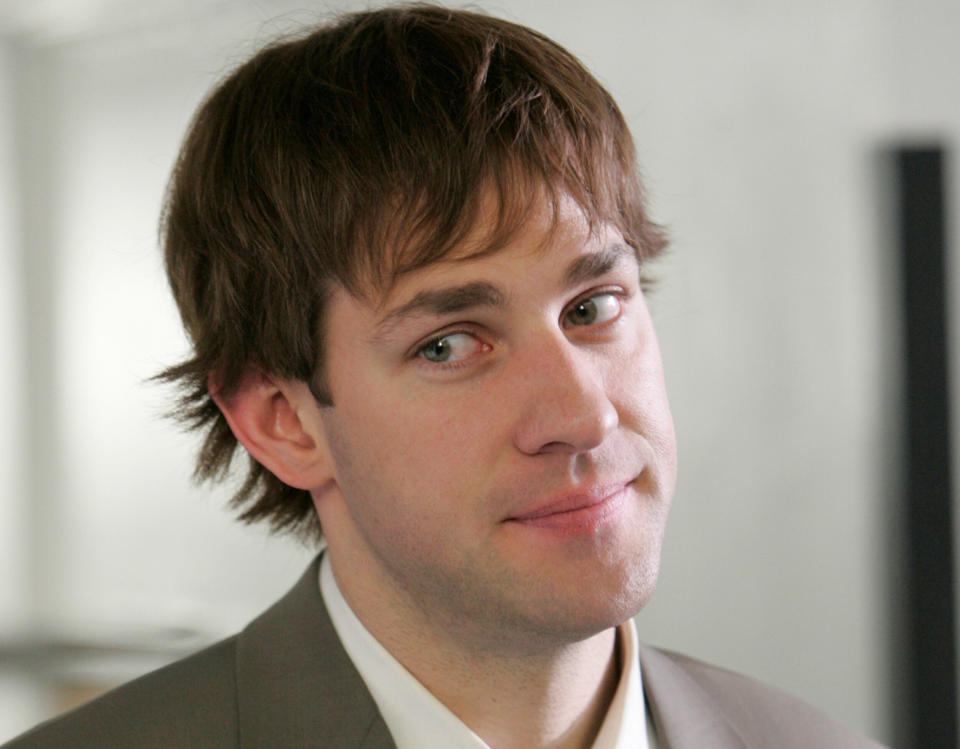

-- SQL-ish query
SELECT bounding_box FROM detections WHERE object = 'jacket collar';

[235,555,396,749]
[235,554,746,749]
[638,644,748,749]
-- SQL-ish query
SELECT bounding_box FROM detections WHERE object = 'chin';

[532,557,662,642]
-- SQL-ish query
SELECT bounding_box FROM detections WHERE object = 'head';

[160,3,668,544]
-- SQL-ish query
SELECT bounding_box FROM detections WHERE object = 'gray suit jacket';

[5,556,885,748]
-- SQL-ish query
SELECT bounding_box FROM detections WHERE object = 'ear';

[210,370,333,491]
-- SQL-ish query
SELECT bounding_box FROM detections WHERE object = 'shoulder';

[639,645,887,748]
[3,637,240,749]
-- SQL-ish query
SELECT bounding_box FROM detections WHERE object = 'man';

[6,5,884,748]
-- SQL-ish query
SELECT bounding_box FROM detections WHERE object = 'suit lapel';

[639,645,748,749]
[235,556,749,749]
[235,555,396,749]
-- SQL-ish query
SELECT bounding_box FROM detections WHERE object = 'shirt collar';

[319,554,654,749]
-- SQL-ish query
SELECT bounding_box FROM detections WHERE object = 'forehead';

[365,188,630,312]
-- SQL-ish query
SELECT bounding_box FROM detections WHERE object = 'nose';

[512,335,619,455]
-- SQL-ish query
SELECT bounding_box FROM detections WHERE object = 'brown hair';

[158,3,667,543]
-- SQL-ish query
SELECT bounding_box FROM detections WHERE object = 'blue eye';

[418,332,484,364]
[564,293,621,327]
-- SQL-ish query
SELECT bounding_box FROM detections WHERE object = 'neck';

[412,628,621,749]
[327,550,621,749]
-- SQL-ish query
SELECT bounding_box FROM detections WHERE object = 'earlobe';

[209,371,333,491]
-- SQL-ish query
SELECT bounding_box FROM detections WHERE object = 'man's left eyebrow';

[563,243,638,287]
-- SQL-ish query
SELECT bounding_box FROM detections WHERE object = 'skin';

[218,193,677,748]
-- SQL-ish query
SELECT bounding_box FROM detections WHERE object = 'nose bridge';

[512,329,618,455]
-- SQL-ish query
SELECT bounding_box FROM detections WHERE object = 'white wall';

[0,36,39,746]
[5,0,960,744]
[0,40,27,634]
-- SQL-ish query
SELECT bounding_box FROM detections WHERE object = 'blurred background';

[1,0,958,745]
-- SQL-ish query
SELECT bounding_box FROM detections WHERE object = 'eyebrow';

[563,242,637,287]
[372,242,637,340]
[372,281,507,341]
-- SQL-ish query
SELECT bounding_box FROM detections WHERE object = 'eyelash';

[561,288,627,329]
[412,327,489,371]
[411,287,629,369]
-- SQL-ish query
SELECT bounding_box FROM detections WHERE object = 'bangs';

[348,167,629,304]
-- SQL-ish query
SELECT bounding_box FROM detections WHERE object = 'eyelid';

[571,286,625,304]
[563,286,629,323]
[409,328,497,376]
[407,325,483,360]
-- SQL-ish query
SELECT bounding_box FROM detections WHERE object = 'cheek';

[378,374,509,453]
[323,402,498,577]
[608,336,669,410]
[326,388,501,519]
[610,342,676,466]
[378,399,488,472]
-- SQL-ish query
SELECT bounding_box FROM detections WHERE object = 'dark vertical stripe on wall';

[895,146,958,749]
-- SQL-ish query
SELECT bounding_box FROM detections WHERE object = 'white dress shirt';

[320,555,657,748]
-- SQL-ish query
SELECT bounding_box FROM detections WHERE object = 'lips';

[503,481,635,532]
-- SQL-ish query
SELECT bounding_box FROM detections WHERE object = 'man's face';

[306,194,676,652]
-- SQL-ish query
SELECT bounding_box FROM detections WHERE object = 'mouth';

[504,482,633,534]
